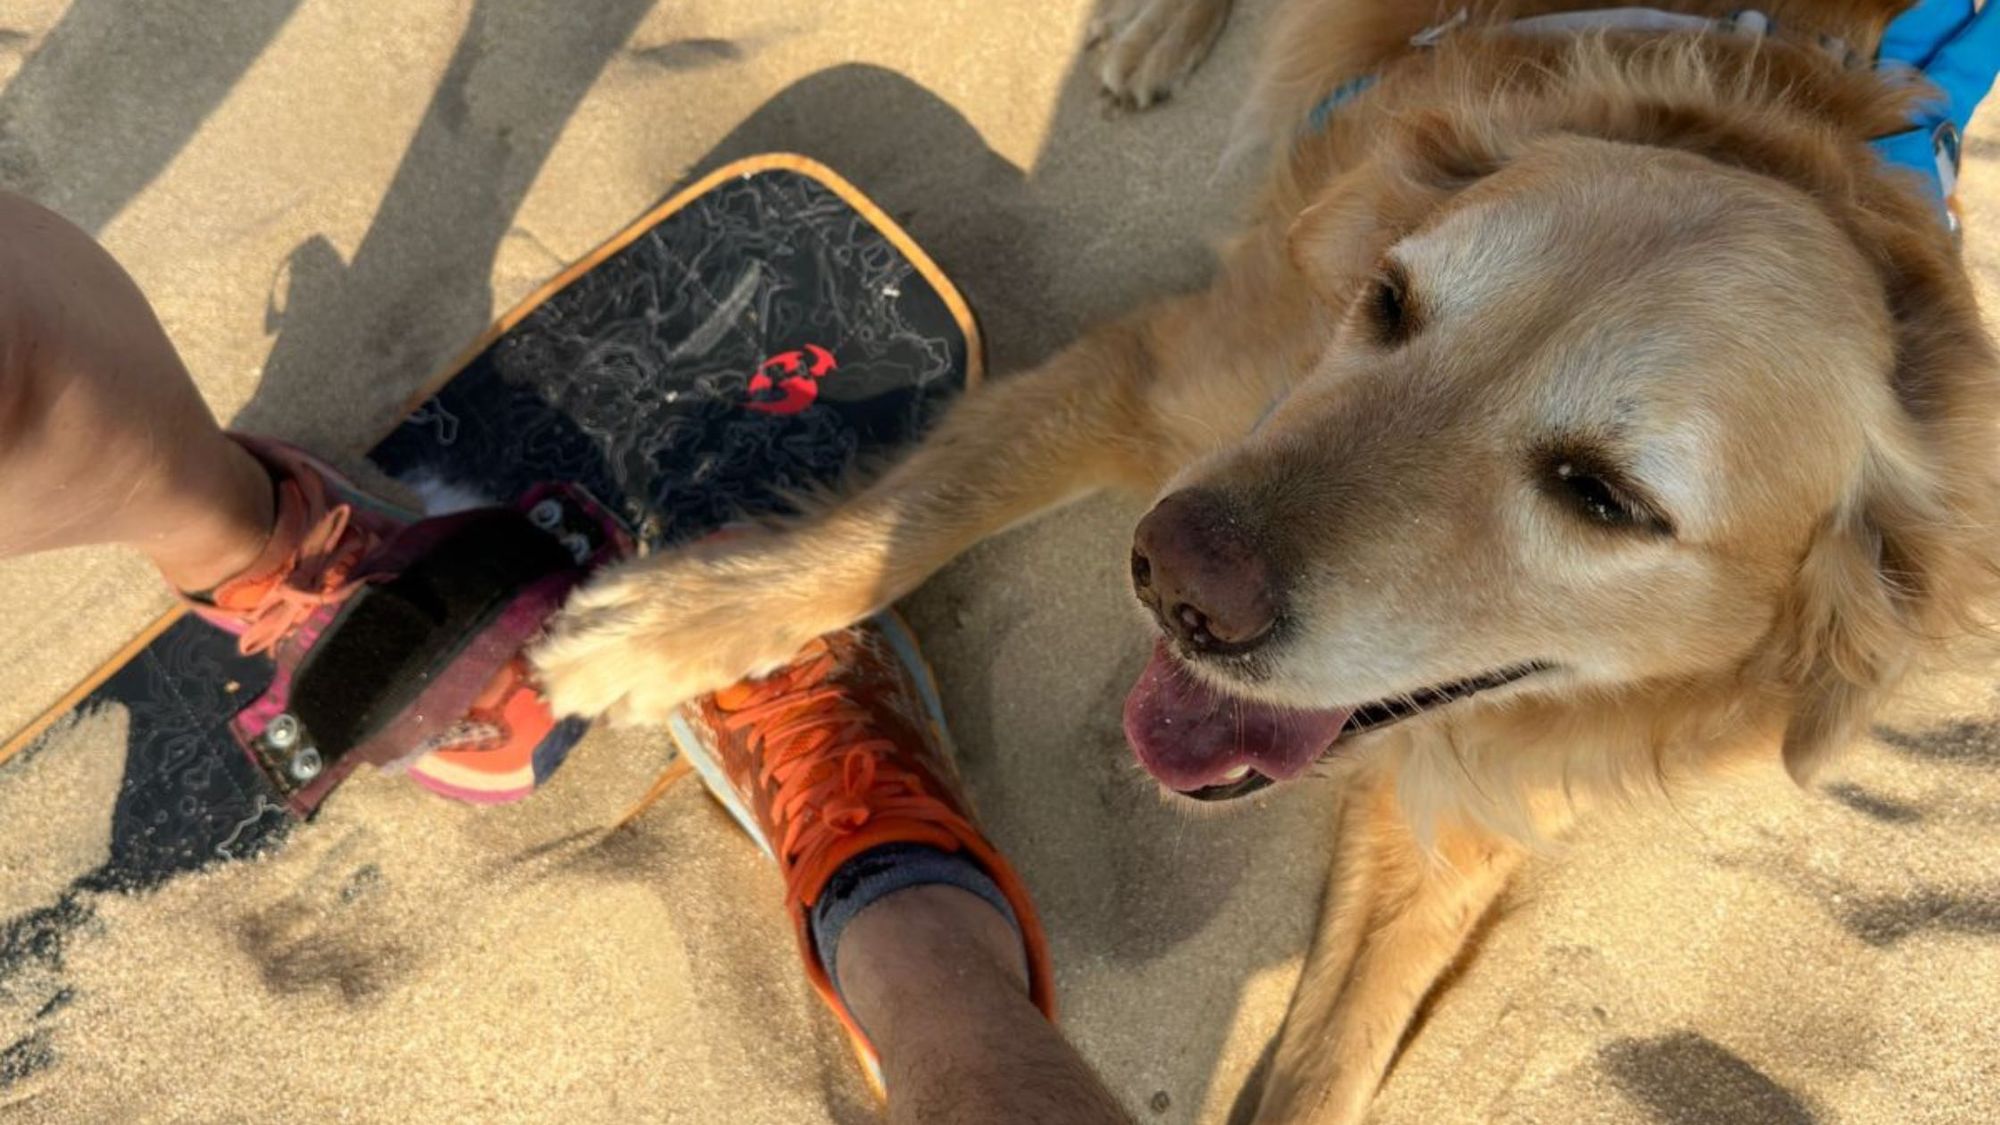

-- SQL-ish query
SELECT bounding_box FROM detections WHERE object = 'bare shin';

[838,886,1131,1125]
[0,190,270,589]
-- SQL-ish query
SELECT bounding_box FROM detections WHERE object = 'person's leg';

[836,885,1129,1125]
[0,190,272,590]
[0,190,570,806]
[644,613,1129,1121]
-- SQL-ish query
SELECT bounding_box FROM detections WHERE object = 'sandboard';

[0,154,980,895]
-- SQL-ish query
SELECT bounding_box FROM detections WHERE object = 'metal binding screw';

[289,745,324,782]
[529,498,565,531]
[265,713,301,751]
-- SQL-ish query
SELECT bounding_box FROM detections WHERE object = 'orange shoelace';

[230,478,381,656]
[715,644,977,907]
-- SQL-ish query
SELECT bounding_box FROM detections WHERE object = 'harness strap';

[1302,6,1977,234]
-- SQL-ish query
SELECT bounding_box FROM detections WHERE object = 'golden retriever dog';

[535,1,1997,1120]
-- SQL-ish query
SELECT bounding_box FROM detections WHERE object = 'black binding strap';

[285,508,574,757]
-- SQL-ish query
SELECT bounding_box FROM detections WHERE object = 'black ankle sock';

[807,843,1020,1000]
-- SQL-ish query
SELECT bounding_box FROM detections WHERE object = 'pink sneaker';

[182,435,604,812]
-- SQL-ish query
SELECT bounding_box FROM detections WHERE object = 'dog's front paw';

[1089,0,1233,109]
[530,538,841,725]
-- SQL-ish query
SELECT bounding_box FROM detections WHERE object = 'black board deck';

[0,154,979,895]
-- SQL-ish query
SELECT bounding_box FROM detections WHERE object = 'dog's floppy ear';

[1285,109,1506,309]
[1775,198,2000,784]
[1777,501,1912,784]
[1777,453,1991,784]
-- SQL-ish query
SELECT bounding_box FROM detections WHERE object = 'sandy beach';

[2,1,1997,1121]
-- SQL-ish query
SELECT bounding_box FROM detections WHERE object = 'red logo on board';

[746,344,837,415]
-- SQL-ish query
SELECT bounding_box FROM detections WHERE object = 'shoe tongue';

[714,679,766,711]
[1121,642,1352,792]
[717,641,839,711]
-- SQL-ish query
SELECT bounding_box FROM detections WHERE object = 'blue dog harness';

[1306,2,1999,236]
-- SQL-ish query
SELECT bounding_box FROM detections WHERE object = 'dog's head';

[1125,111,1998,803]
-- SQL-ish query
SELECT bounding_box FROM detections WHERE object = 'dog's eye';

[1557,464,1630,524]
[1546,458,1673,536]
[1364,261,1419,346]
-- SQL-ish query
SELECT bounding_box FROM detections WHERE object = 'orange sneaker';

[184,435,596,811]
[648,613,1056,1094]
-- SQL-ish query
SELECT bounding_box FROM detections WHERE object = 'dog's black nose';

[1131,489,1278,654]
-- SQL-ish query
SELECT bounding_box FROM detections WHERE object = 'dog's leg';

[532,255,1304,722]
[1091,0,1235,108]
[532,327,1156,721]
[1254,775,1522,1125]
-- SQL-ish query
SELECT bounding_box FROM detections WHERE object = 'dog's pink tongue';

[1122,642,1352,792]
